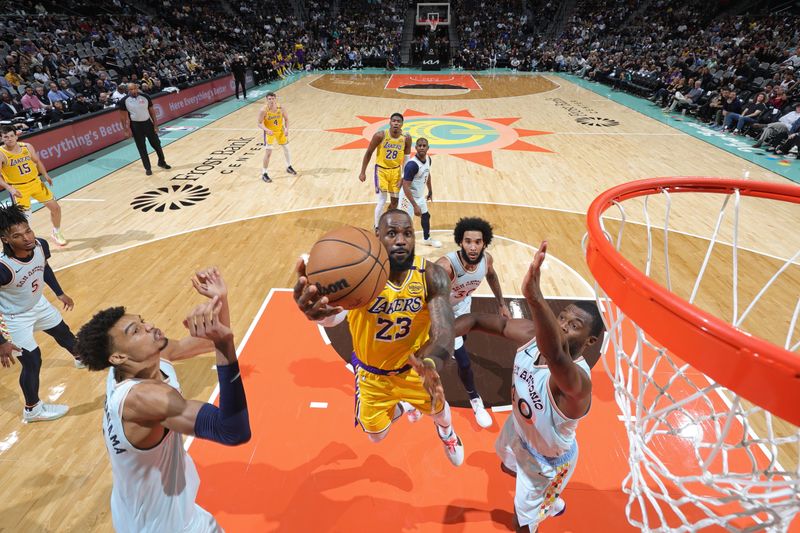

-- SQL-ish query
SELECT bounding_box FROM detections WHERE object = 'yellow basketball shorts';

[354,367,441,433]
[374,165,401,196]
[11,179,53,210]
[263,129,287,146]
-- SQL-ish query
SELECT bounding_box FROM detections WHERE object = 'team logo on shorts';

[407,282,424,295]
[131,184,211,213]
[328,109,555,169]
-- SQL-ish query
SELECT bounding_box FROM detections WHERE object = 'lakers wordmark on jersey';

[348,255,430,370]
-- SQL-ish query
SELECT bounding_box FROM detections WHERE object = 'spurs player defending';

[434,217,510,428]
[398,137,441,248]
[75,268,251,533]
[454,242,603,532]
[0,204,81,423]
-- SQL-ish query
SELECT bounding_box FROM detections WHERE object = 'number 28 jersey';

[348,256,431,370]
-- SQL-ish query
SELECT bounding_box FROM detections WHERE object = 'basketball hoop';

[428,13,440,31]
[585,177,800,532]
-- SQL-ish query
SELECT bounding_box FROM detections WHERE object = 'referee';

[117,83,171,176]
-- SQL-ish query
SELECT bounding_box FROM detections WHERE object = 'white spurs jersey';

[0,238,47,314]
[402,154,431,197]
[104,360,219,533]
[510,338,591,458]
[445,251,487,309]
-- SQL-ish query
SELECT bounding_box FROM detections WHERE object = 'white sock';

[282,144,292,166]
[374,192,387,228]
[399,401,416,413]
[433,401,453,439]
[262,167,269,175]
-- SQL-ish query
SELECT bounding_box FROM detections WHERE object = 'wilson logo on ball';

[315,279,351,296]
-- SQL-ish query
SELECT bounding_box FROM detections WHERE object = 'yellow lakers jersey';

[0,143,37,185]
[376,131,405,169]
[348,255,430,370]
[263,105,284,132]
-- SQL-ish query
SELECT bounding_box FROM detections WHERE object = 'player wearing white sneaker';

[398,138,441,248]
[0,205,80,423]
[0,125,67,246]
[454,242,604,532]
[294,210,463,466]
[75,267,250,533]
[436,217,510,428]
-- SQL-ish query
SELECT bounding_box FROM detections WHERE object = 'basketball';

[305,226,390,310]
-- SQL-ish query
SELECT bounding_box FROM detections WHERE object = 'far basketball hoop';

[416,2,450,30]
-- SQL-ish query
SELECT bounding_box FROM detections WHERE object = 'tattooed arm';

[415,261,455,370]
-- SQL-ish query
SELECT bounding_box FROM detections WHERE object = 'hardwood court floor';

[2,73,797,532]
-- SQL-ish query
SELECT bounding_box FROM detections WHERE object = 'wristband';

[423,357,436,367]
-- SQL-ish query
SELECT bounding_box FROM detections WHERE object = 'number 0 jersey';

[348,255,430,370]
[0,142,38,185]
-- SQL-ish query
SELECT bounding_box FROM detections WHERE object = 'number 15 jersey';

[348,256,431,370]
[0,143,38,185]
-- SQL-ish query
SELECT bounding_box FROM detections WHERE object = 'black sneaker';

[286,166,297,176]
[158,162,172,169]
[145,169,153,176]
[262,173,272,183]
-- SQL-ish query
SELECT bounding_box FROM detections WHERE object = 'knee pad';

[367,429,389,443]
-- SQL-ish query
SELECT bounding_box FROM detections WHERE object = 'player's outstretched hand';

[522,241,547,303]
[183,296,232,342]
[58,293,74,311]
[192,267,228,300]
[409,353,445,413]
[293,257,344,321]
[0,340,20,368]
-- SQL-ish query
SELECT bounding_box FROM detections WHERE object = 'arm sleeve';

[38,238,51,260]
[43,264,63,296]
[193,362,251,445]
[0,263,12,286]
[115,95,126,110]
[403,161,419,182]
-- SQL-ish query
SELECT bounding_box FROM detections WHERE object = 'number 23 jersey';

[348,256,431,370]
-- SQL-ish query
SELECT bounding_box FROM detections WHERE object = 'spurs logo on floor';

[130,184,211,212]
[575,116,620,127]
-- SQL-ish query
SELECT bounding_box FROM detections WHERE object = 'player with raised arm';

[454,242,604,532]
[75,267,251,533]
[293,209,464,465]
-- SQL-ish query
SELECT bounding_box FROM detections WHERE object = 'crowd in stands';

[3,0,800,156]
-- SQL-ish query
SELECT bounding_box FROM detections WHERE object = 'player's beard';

[389,248,415,272]
[459,247,484,265]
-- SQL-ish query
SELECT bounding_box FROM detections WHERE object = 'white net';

[587,183,800,532]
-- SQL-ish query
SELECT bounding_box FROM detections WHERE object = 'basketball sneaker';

[286,166,297,176]
[52,228,67,246]
[470,397,493,428]
[421,238,442,248]
[439,429,464,467]
[261,172,273,183]
[550,497,566,517]
[23,401,69,423]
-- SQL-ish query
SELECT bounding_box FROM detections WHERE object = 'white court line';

[492,405,512,413]
[55,200,797,275]
[184,287,290,451]
[470,74,483,91]
[309,402,328,409]
[317,324,331,345]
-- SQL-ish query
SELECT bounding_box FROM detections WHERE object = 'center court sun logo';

[131,184,211,213]
[328,109,554,168]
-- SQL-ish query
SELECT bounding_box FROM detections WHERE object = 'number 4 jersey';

[0,237,49,314]
[348,255,431,370]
